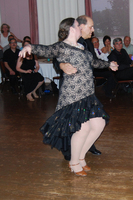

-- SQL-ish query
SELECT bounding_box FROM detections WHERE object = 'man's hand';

[130,61,133,67]
[10,70,15,75]
[60,63,77,74]
[109,61,118,71]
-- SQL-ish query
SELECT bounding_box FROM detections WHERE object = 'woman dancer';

[19,18,118,176]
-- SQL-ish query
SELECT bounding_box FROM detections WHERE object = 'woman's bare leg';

[79,117,105,167]
[32,80,44,98]
[70,121,90,172]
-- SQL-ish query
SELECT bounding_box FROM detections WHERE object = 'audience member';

[123,36,133,59]
[108,38,133,81]
[91,37,109,61]
[20,36,31,50]
[0,23,22,50]
[0,49,3,60]
[3,35,20,53]
[3,38,20,94]
[101,35,113,54]
[84,40,116,98]
[16,41,44,101]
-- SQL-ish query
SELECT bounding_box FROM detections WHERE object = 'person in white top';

[0,23,22,50]
[91,37,109,61]
[123,36,133,59]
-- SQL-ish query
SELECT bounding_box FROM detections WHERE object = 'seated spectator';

[85,38,116,99]
[0,49,3,60]
[108,38,133,81]
[3,35,20,53]
[123,36,133,59]
[101,35,113,54]
[91,37,109,61]
[0,23,22,50]
[3,38,20,94]
[20,36,31,50]
[16,41,44,101]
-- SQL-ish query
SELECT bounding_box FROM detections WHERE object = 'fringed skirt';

[40,94,109,157]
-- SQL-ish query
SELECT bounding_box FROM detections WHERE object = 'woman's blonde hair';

[1,23,10,33]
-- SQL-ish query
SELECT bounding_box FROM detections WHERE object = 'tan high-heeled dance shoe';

[79,159,91,172]
[26,94,35,101]
[69,163,87,176]
[32,92,39,98]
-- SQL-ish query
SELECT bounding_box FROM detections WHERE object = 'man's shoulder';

[121,48,127,53]
[109,49,116,55]
[3,48,11,55]
[128,44,133,49]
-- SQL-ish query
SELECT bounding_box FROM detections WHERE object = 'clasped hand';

[109,61,119,71]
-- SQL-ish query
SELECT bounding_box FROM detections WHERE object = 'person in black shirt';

[3,38,20,93]
[108,38,133,80]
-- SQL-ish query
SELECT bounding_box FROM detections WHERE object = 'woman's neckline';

[62,41,84,50]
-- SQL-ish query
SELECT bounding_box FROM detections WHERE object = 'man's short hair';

[9,38,17,44]
[8,35,14,41]
[76,15,88,26]
[124,36,131,41]
[113,38,122,45]
[91,36,99,42]
[23,36,31,41]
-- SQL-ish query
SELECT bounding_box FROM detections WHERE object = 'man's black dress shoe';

[89,149,101,155]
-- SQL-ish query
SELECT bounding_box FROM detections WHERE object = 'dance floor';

[0,85,133,200]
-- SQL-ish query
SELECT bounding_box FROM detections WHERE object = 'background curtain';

[85,0,92,17]
[36,0,85,45]
[29,0,39,44]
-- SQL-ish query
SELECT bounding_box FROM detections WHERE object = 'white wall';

[0,0,30,40]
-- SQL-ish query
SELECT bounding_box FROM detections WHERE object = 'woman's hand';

[26,69,32,73]
[109,61,118,71]
[34,68,38,73]
[19,45,31,58]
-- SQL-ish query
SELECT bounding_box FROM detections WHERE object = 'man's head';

[9,38,17,50]
[8,35,14,42]
[124,36,131,47]
[76,15,94,39]
[91,37,99,49]
[113,38,123,52]
[23,36,31,42]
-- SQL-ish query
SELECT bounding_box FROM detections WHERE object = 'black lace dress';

[31,42,110,157]
[21,56,44,95]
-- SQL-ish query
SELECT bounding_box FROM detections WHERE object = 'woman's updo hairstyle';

[58,17,75,41]
[103,35,111,46]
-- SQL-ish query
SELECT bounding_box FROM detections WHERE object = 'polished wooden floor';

[0,84,133,200]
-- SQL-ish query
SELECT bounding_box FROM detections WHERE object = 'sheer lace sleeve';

[31,42,62,58]
[91,58,110,69]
